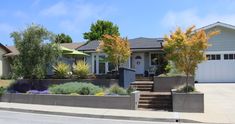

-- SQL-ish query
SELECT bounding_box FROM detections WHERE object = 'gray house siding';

[0,48,10,77]
[206,26,235,51]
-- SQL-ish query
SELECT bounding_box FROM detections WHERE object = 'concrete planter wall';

[172,89,204,113]
[0,91,140,110]
[154,76,194,92]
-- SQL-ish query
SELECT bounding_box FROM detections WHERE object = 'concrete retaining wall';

[172,90,204,113]
[0,91,140,110]
[154,76,194,92]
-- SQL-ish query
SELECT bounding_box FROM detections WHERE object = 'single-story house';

[78,22,235,83]
[0,43,83,77]
[1,22,235,82]
[77,37,164,75]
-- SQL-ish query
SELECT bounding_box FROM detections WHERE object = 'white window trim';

[92,53,108,74]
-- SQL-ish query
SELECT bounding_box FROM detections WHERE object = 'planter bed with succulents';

[0,82,140,110]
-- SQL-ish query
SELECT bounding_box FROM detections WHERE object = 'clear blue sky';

[1,0,235,46]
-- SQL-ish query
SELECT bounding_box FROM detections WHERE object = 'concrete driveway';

[180,83,235,124]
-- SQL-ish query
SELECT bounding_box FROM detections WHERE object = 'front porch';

[89,51,165,76]
[130,51,165,76]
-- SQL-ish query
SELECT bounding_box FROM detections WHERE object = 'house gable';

[202,23,235,51]
[0,43,11,53]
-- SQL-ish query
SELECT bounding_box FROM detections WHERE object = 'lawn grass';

[0,80,14,88]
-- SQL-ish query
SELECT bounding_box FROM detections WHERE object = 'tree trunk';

[186,73,189,93]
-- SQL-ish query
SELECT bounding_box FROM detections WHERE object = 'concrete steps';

[138,92,172,111]
[136,76,153,81]
[130,82,153,92]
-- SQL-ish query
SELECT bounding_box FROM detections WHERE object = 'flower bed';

[1,82,140,110]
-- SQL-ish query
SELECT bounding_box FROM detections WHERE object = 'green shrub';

[127,86,136,95]
[53,62,70,78]
[178,85,196,92]
[0,87,6,96]
[49,82,103,95]
[159,61,185,77]
[73,61,90,79]
[108,85,127,95]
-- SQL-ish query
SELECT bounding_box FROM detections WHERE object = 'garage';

[195,52,235,82]
[194,22,235,83]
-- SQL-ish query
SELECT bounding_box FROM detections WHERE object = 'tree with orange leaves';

[164,26,219,92]
[97,34,131,71]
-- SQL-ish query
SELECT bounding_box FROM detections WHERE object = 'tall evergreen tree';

[83,20,120,41]
[55,33,73,43]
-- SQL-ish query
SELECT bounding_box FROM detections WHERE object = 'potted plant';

[161,26,219,112]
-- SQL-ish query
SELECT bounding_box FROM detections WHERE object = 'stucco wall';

[0,48,10,77]
[206,26,235,51]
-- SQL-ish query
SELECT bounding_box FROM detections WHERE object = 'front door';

[133,53,144,74]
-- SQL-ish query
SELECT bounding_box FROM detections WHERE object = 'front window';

[94,55,96,73]
[98,55,106,74]
[150,53,160,65]
[108,63,115,72]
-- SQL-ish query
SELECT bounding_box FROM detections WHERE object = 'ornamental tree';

[97,34,131,70]
[163,26,219,92]
[11,24,61,79]
[83,20,120,41]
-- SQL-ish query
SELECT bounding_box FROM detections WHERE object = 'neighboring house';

[77,37,164,75]
[1,43,83,76]
[0,43,11,77]
[195,22,235,82]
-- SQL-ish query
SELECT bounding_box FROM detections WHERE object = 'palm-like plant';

[53,62,70,79]
[73,61,90,79]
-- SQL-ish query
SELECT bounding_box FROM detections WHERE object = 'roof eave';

[197,22,235,31]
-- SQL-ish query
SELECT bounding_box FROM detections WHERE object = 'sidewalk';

[0,102,230,124]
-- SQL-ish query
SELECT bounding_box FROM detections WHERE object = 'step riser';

[140,97,171,99]
[131,84,153,85]
[132,85,153,88]
[139,101,171,103]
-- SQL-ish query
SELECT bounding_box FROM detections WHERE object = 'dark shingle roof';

[78,37,163,51]
[129,37,163,49]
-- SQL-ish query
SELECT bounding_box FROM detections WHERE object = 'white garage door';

[195,53,235,82]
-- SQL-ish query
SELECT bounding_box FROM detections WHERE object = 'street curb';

[0,107,200,123]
